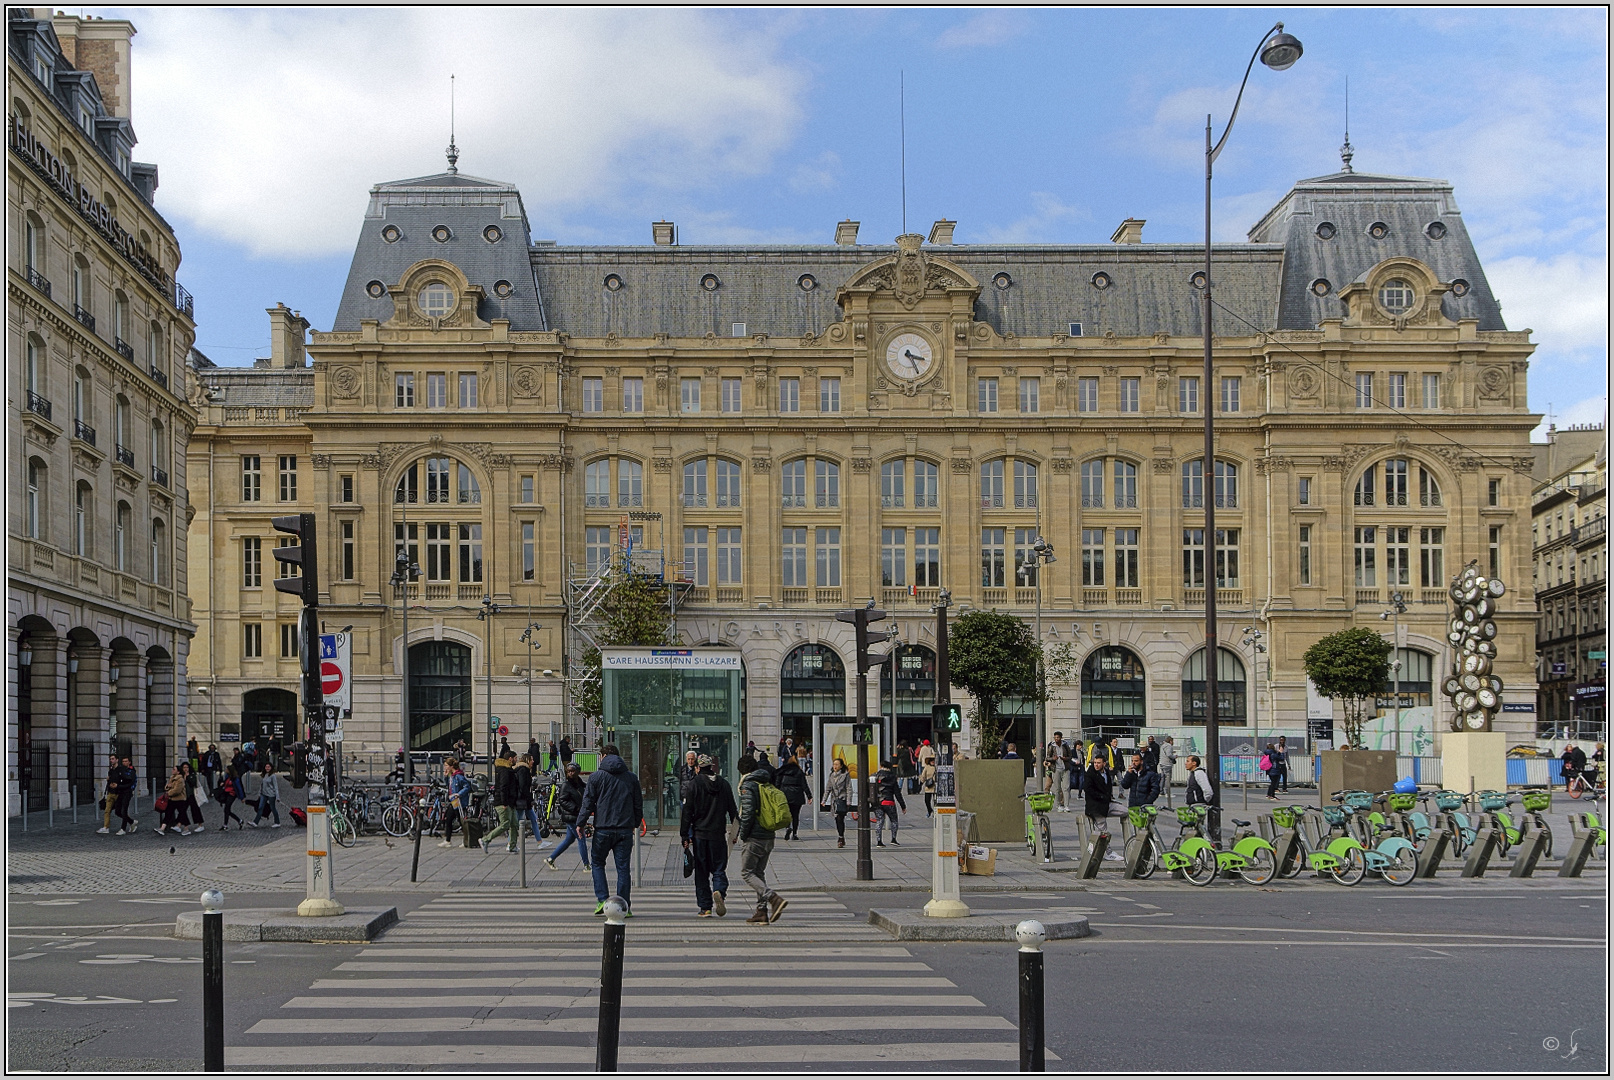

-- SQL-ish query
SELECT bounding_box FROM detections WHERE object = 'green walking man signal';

[932,702,963,731]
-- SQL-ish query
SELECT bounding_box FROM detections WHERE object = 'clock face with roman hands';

[885,332,934,381]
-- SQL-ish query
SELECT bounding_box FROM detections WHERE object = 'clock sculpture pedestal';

[1440,731,1507,794]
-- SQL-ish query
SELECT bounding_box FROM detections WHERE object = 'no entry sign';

[321,661,344,697]
[318,632,352,716]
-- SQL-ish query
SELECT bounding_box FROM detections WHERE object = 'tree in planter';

[946,610,1077,759]
[1302,628,1392,748]
[573,569,676,729]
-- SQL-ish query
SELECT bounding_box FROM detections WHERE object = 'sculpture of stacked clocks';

[1441,562,1506,732]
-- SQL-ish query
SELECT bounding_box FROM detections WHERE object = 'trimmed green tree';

[946,610,1039,759]
[1302,627,1392,748]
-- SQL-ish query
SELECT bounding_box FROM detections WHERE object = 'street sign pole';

[924,761,968,918]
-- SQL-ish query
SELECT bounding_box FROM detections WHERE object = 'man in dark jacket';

[874,758,907,846]
[1120,753,1161,808]
[774,753,809,840]
[577,745,642,915]
[558,736,573,767]
[112,757,138,834]
[677,750,700,801]
[1084,753,1114,835]
[545,763,590,870]
[680,754,738,917]
[736,755,787,924]
[480,749,520,852]
[1141,737,1161,773]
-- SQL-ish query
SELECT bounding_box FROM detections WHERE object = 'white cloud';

[974,192,1086,243]
[125,8,805,258]
[1486,253,1608,353]
[935,11,1028,50]
[1531,395,1607,442]
[789,151,842,194]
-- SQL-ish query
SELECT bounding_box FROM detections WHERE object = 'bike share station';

[598,647,744,834]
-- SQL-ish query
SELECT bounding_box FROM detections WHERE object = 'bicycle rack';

[1459,827,1499,877]
[1507,828,1550,877]
[1271,828,1303,878]
[1072,815,1107,878]
[1557,831,1597,877]
[1415,829,1450,877]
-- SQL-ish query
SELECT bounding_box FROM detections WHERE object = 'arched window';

[75,481,91,556]
[914,459,940,508]
[1181,460,1238,509]
[880,644,938,742]
[1182,647,1247,725]
[584,460,609,507]
[815,460,839,508]
[981,459,1004,508]
[115,501,131,571]
[1383,458,1410,506]
[150,518,166,584]
[781,643,846,740]
[715,458,742,508]
[408,640,472,751]
[781,459,806,507]
[24,211,43,272]
[617,459,642,507]
[457,462,480,504]
[1081,646,1146,735]
[150,417,165,472]
[881,460,905,508]
[1419,465,1442,507]
[1115,460,1139,508]
[683,460,707,507]
[1354,467,1375,506]
[1080,460,1104,507]
[395,462,418,503]
[147,320,164,369]
[26,457,44,539]
[1014,461,1038,509]
[425,456,451,502]
[1382,647,1435,711]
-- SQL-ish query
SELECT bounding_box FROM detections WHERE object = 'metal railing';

[26,391,52,420]
[26,266,51,297]
[73,419,96,444]
[151,466,169,488]
[149,365,168,390]
[175,282,195,319]
[115,444,135,468]
[115,338,135,361]
[74,304,95,331]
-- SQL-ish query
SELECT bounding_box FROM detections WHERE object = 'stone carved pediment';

[837,235,981,310]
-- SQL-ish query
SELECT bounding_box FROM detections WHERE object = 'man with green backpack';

[736,754,790,924]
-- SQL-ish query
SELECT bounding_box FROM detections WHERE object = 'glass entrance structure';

[600,647,743,833]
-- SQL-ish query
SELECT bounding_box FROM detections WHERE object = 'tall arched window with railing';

[1181,647,1247,725]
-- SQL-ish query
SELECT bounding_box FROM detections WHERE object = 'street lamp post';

[478,595,502,783]
[389,546,420,781]
[1200,22,1302,840]
[1018,537,1057,786]
[1381,592,1408,756]
[520,622,543,752]
[1241,623,1267,770]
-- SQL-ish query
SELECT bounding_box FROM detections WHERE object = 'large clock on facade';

[885,332,934,381]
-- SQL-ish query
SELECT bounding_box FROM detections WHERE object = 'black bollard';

[596,897,627,1072]
[1016,920,1046,1072]
[201,889,225,1072]
[520,816,528,889]
[410,797,425,883]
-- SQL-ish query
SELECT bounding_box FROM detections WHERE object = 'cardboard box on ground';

[960,845,997,876]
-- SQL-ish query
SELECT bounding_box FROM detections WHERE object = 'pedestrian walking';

[157,766,192,835]
[546,739,558,772]
[736,754,788,924]
[917,741,937,816]
[1184,755,1216,809]
[1159,736,1178,807]
[200,744,221,793]
[1083,749,1114,838]
[1589,743,1605,789]
[187,737,201,774]
[97,752,121,834]
[111,756,138,833]
[577,744,642,915]
[874,757,906,846]
[677,750,700,801]
[214,768,245,829]
[1274,735,1291,793]
[1120,752,1160,808]
[557,736,573,768]
[481,748,520,853]
[680,754,739,917]
[775,752,809,839]
[1048,732,1069,811]
[544,763,591,871]
[1001,743,1020,760]
[824,757,851,847]
[1262,743,1282,800]
[437,758,471,846]
[249,763,283,828]
[180,760,207,832]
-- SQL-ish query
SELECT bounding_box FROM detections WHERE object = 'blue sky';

[114,7,1607,437]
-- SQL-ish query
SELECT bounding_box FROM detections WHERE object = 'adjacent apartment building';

[185,153,1540,763]
[1532,424,1607,739]
[9,9,197,814]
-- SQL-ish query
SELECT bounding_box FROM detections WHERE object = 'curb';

[174,905,398,942]
[867,908,1092,941]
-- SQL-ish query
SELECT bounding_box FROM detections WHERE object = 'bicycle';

[1566,769,1598,799]
[1169,804,1278,885]
[1274,804,1368,885]
[1123,805,1217,885]
[1474,789,1554,858]
[379,783,422,837]
[1422,790,1479,857]
[1332,793,1417,886]
[1024,792,1054,863]
[326,791,359,848]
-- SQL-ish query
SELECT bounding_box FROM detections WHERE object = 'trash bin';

[462,818,484,848]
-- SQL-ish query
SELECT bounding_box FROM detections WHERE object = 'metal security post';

[520,816,528,888]
[201,888,224,1072]
[596,897,628,1072]
[924,761,968,918]
[410,796,425,883]
[298,805,343,916]
[1016,920,1046,1072]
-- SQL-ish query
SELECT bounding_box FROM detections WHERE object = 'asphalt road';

[7,883,1606,1072]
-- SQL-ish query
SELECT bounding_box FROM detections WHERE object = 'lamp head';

[1260,26,1303,70]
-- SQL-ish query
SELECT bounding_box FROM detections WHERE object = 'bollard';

[1557,832,1595,878]
[596,896,628,1072]
[1415,829,1449,878]
[1077,827,1108,879]
[1015,920,1046,1072]
[520,818,528,889]
[1122,833,1152,879]
[71,785,77,825]
[49,789,54,828]
[1508,828,1549,878]
[1460,827,1498,878]
[201,888,225,1072]
[1271,828,1302,878]
[410,797,425,883]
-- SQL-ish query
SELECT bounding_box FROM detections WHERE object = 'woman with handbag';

[157,766,192,836]
[918,741,938,817]
[824,757,851,848]
[249,763,282,828]
[215,768,245,829]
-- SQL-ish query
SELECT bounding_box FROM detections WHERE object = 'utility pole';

[521,621,543,752]
[1382,592,1407,755]
[478,596,502,784]
[390,545,419,781]
[837,603,893,882]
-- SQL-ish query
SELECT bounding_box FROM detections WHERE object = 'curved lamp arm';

[1209,21,1296,167]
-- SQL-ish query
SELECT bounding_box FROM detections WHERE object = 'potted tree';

[1303,628,1395,801]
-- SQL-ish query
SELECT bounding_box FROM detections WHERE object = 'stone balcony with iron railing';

[26,266,51,298]
[73,419,96,445]
[73,304,94,332]
[25,391,52,421]
[114,338,135,362]
[115,444,135,468]
[151,466,169,488]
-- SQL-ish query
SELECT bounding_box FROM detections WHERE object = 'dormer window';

[418,282,455,318]
[1377,279,1415,315]
[79,108,94,134]
[33,55,50,84]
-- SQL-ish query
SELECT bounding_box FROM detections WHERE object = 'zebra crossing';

[383,887,890,943]
[228,927,1047,1069]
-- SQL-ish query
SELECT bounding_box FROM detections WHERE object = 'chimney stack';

[1110,218,1146,244]
[834,220,860,246]
[267,303,310,369]
[927,219,956,245]
[48,12,136,119]
[652,221,676,246]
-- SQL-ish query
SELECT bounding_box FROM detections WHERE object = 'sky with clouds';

[109,6,1606,439]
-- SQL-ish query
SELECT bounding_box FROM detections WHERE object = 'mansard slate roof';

[331,166,1507,340]
[333,171,546,332]
[1248,170,1506,331]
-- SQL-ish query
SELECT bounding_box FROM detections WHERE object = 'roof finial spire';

[446,74,459,174]
[1339,75,1354,173]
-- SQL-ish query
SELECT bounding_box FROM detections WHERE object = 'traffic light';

[932,702,963,731]
[836,606,893,673]
[272,513,319,605]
